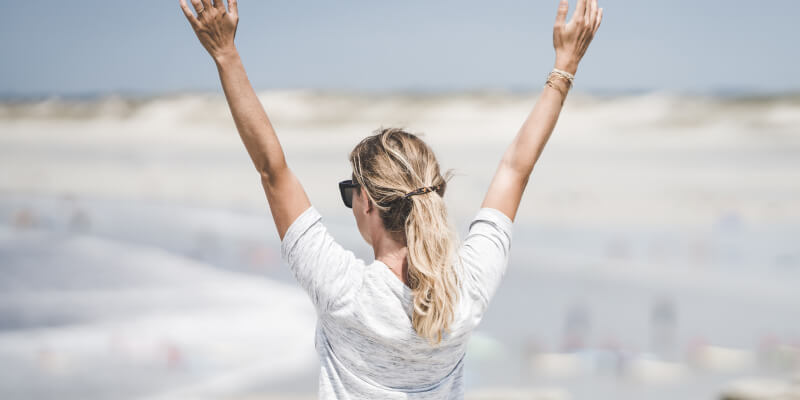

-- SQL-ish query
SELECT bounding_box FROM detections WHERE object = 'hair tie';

[403,184,442,199]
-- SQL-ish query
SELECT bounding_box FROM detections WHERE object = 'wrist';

[213,47,240,66]
[554,57,579,76]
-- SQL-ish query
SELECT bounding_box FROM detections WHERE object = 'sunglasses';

[338,179,360,208]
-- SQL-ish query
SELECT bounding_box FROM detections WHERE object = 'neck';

[373,234,409,285]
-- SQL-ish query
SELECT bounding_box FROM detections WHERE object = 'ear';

[362,187,375,214]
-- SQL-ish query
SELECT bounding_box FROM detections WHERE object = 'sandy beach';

[1,91,799,399]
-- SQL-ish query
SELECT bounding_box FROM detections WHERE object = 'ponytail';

[405,177,459,345]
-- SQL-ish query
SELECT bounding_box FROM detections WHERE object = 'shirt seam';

[280,205,320,260]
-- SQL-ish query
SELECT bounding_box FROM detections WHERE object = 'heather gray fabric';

[280,205,513,399]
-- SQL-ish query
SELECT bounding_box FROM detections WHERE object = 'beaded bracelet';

[552,68,575,84]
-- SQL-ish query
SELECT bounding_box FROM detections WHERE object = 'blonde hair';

[349,127,458,345]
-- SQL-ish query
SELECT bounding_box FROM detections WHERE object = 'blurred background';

[1,1,799,399]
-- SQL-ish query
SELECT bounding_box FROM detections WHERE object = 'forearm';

[498,0,603,177]
[180,0,312,239]
[501,78,568,178]
[215,51,287,180]
[480,76,569,220]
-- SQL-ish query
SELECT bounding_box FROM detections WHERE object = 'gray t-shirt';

[280,205,513,399]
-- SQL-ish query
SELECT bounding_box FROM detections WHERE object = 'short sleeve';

[280,206,365,314]
[457,207,513,310]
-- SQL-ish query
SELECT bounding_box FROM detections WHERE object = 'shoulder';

[280,205,322,258]
[468,207,514,233]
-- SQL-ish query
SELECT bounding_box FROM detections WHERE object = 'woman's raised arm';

[481,0,602,221]
[179,0,311,240]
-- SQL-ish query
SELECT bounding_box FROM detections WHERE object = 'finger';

[587,0,597,28]
[180,0,199,24]
[555,0,569,26]
[212,0,223,9]
[574,0,587,21]
[593,8,603,34]
[201,0,213,11]
[190,0,203,14]
[227,0,238,16]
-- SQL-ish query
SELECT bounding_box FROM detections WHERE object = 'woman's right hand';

[552,0,603,75]
[180,0,239,63]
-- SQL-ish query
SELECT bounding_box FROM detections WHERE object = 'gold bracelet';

[544,80,567,103]
[548,72,573,89]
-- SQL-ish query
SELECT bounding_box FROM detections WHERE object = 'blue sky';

[1,0,797,96]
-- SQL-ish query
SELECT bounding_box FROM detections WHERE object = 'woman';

[179,0,602,398]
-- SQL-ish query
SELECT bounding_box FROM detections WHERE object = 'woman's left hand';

[180,0,239,62]
[552,0,602,75]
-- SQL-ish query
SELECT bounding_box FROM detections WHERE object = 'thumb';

[555,0,569,26]
[228,0,238,17]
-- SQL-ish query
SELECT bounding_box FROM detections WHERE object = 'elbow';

[500,157,531,180]
[499,158,532,189]
[256,152,289,183]
[259,169,272,185]
[258,161,289,186]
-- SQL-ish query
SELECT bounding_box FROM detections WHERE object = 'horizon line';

[1,86,800,102]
